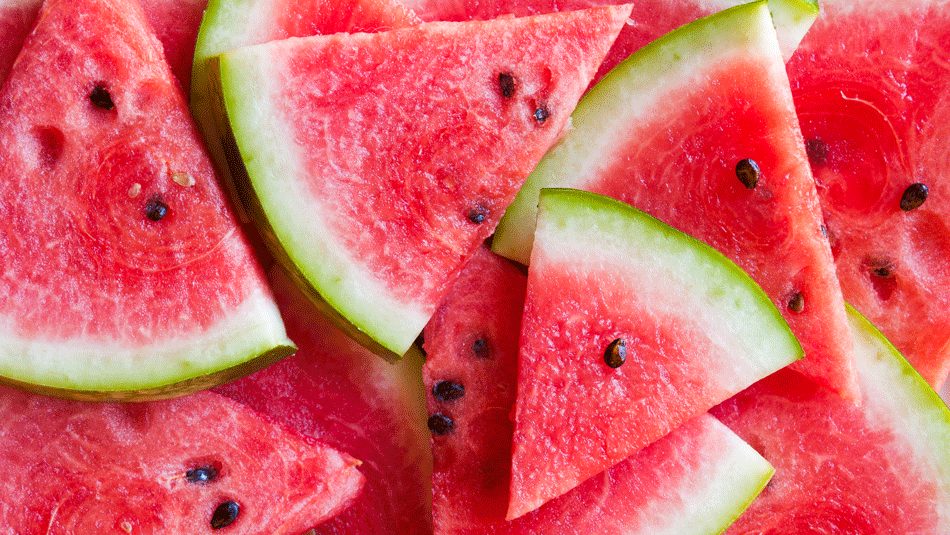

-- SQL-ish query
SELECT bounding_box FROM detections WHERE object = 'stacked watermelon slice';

[0,0,946,531]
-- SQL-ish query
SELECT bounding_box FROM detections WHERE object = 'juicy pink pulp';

[713,369,940,533]
[788,2,950,388]
[0,388,363,532]
[216,271,432,534]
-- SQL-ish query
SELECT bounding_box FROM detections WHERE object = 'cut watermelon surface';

[714,307,950,533]
[494,1,858,399]
[0,0,293,398]
[217,269,432,534]
[424,246,775,534]
[401,0,818,82]
[508,189,800,517]
[0,388,363,532]
[0,0,41,88]
[214,6,630,357]
[788,0,950,388]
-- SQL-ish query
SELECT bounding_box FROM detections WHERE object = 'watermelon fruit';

[508,189,801,517]
[212,6,631,357]
[0,0,294,399]
[0,0,41,88]
[217,268,432,534]
[0,388,363,532]
[787,0,950,388]
[714,307,950,533]
[424,246,775,534]
[493,1,858,399]
[400,0,818,81]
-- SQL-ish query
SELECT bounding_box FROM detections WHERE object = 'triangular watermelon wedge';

[0,388,363,531]
[508,189,802,518]
[424,246,775,533]
[493,1,859,399]
[0,0,294,399]
[213,6,631,357]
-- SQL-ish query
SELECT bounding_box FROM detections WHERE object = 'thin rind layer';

[847,306,950,527]
[508,188,800,518]
[217,7,630,357]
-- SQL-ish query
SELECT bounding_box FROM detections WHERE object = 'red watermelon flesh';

[0,387,363,532]
[712,308,950,533]
[424,247,776,533]
[787,0,950,388]
[0,0,293,397]
[0,0,41,88]
[216,6,632,356]
[216,269,432,534]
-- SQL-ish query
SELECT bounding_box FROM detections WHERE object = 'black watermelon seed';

[144,197,168,221]
[433,381,465,402]
[468,205,488,224]
[788,292,805,314]
[900,183,929,212]
[498,72,516,98]
[870,261,894,278]
[604,338,627,368]
[735,159,761,189]
[533,105,550,124]
[472,338,490,359]
[210,500,239,529]
[89,84,115,110]
[805,138,828,166]
[185,465,218,484]
[819,224,828,238]
[428,414,455,435]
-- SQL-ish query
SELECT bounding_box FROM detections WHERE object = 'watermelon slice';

[400,0,818,80]
[787,0,950,388]
[493,1,858,399]
[424,246,775,533]
[714,307,950,533]
[217,268,432,534]
[508,189,801,517]
[0,0,294,398]
[0,388,363,531]
[0,0,40,88]
[213,6,631,357]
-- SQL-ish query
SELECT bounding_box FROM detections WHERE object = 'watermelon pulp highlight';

[493,1,858,399]
[214,6,631,356]
[0,0,293,398]
[217,268,432,534]
[508,189,801,517]
[787,0,950,388]
[424,246,774,534]
[0,388,363,532]
[714,307,950,533]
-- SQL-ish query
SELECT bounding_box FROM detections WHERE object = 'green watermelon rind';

[768,0,819,61]
[493,0,804,265]
[846,305,950,528]
[535,188,803,370]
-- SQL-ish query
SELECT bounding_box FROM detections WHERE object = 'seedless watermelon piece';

[424,247,774,534]
[714,307,950,533]
[215,6,631,357]
[494,0,859,399]
[217,268,432,534]
[509,189,801,517]
[788,0,950,388]
[0,0,294,398]
[401,0,817,78]
[0,388,363,532]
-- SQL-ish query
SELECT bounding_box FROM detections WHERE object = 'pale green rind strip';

[767,0,819,61]
[536,188,802,386]
[0,288,294,396]
[633,416,774,535]
[493,0,797,265]
[847,305,950,529]
[218,43,429,356]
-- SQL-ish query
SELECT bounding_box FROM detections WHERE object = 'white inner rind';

[634,416,774,535]
[0,288,289,392]
[848,308,950,529]
[220,44,429,355]
[534,189,802,390]
[493,1,792,265]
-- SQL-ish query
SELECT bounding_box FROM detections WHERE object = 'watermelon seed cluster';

[735,158,761,189]
[88,83,114,111]
[210,500,240,529]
